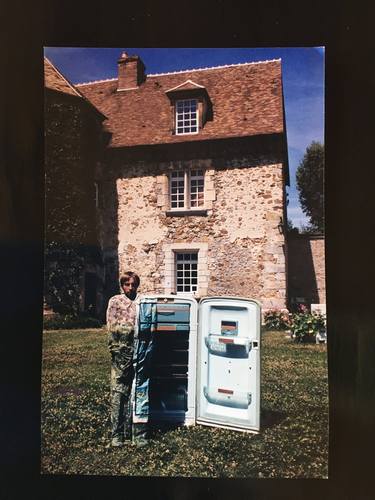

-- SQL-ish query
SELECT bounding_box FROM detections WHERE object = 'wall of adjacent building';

[287,234,326,307]
[44,89,104,317]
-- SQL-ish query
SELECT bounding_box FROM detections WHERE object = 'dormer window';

[165,79,212,137]
[176,99,199,135]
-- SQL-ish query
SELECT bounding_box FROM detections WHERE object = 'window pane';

[176,99,198,134]
[175,252,198,293]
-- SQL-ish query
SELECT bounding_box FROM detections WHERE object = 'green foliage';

[43,313,103,330]
[289,311,326,343]
[286,218,299,234]
[44,98,101,316]
[296,141,324,233]
[264,310,290,330]
[41,328,328,477]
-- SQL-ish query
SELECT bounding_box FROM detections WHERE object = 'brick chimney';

[117,52,146,91]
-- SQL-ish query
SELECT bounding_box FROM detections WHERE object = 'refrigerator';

[133,295,261,433]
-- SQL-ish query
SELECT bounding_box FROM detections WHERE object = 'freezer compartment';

[205,334,252,357]
[149,377,188,412]
[156,303,190,323]
[203,386,252,409]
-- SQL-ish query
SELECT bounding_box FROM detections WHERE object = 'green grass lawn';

[41,328,328,477]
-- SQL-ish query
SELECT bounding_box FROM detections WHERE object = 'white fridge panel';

[197,297,261,432]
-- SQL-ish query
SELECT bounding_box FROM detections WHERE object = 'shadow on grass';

[148,409,286,438]
[260,409,286,429]
[148,420,183,439]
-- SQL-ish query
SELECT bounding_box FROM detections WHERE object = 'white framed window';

[176,99,199,135]
[190,169,204,207]
[163,242,208,297]
[175,252,198,293]
[170,169,205,210]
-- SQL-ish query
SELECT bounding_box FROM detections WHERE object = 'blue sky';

[44,47,324,228]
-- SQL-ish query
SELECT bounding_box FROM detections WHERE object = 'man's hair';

[120,271,140,288]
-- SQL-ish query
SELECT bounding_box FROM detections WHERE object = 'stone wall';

[98,148,287,310]
[287,234,326,307]
[44,90,104,316]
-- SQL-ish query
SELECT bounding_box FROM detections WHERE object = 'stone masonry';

[98,153,287,310]
[287,234,326,306]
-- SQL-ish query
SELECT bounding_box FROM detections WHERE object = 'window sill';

[166,209,208,217]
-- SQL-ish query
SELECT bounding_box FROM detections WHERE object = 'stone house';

[44,58,106,316]
[74,52,290,312]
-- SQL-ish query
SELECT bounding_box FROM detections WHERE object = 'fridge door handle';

[204,335,251,354]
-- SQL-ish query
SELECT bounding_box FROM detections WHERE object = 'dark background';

[1,1,375,499]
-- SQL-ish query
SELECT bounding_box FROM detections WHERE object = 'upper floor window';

[170,169,204,209]
[176,99,199,135]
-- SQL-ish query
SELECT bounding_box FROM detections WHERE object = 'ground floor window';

[175,252,198,292]
[163,242,208,297]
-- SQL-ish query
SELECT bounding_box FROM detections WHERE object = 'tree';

[286,218,299,234]
[296,141,324,233]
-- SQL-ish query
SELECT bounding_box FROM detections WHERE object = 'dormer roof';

[165,79,206,93]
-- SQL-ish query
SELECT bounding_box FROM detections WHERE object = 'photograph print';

[42,47,326,478]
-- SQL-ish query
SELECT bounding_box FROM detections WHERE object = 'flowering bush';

[264,310,290,330]
[264,305,326,344]
[289,311,326,343]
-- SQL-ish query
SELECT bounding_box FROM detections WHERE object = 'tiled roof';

[76,59,284,148]
[44,57,82,97]
[44,58,106,119]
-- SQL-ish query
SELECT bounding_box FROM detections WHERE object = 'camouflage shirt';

[106,293,139,352]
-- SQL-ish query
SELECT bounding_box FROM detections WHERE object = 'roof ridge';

[75,58,281,87]
[76,77,117,86]
[148,58,281,77]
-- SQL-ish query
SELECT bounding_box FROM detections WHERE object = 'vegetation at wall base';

[264,310,290,330]
[43,313,103,330]
[264,308,326,344]
[290,312,326,343]
[41,328,328,478]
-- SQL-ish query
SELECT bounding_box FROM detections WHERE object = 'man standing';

[106,271,140,447]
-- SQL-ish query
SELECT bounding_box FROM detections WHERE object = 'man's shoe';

[111,437,124,448]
